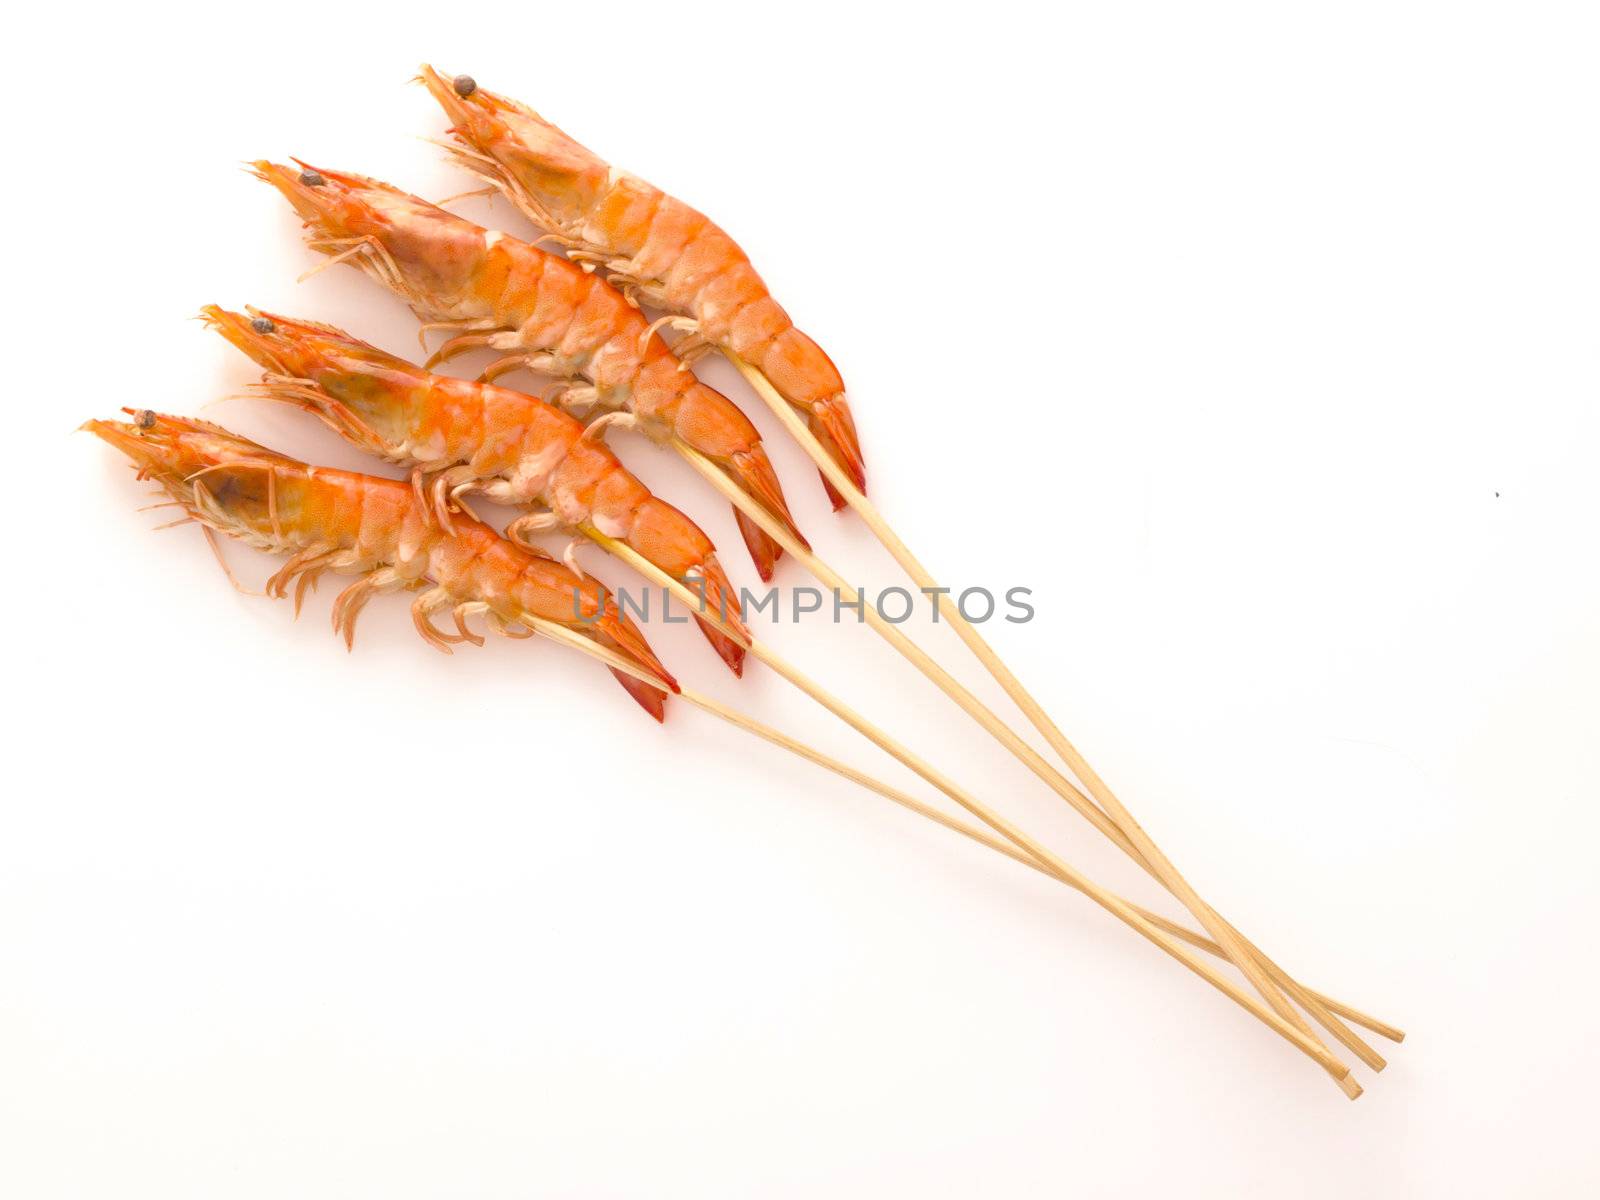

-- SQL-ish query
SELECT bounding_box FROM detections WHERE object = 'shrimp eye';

[250,316,276,335]
[135,410,157,430]
[299,170,326,187]
[453,74,477,97]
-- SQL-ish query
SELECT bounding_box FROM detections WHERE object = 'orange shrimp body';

[252,161,805,582]
[421,66,866,510]
[86,412,676,720]
[203,305,749,675]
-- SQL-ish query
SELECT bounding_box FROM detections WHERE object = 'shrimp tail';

[700,621,747,678]
[595,607,678,722]
[809,396,866,511]
[608,668,668,723]
[686,556,748,677]
[609,499,749,676]
[725,446,806,582]
[734,512,780,584]
[753,327,868,505]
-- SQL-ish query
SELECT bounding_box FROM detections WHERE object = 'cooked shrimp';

[85,411,677,720]
[251,160,806,582]
[202,304,750,675]
[420,66,866,511]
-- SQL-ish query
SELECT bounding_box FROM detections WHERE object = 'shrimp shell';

[251,160,805,582]
[86,411,676,720]
[202,304,750,675]
[420,65,865,510]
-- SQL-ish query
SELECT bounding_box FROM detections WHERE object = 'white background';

[6,2,1597,1195]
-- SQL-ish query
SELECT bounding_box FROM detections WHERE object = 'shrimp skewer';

[199,303,1383,1081]
[89,411,1390,1085]
[240,155,1385,1075]
[417,72,1374,1069]
[236,89,1387,1089]
[86,411,676,720]
[250,160,806,584]
[421,66,865,511]
[202,305,750,677]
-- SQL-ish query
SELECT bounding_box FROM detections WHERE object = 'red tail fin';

[810,396,866,511]
[726,445,807,580]
[595,608,677,721]
[734,509,782,583]
[688,555,748,675]
[609,668,668,722]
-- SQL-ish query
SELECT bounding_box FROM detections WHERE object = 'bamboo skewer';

[546,501,1393,1043]
[679,686,1401,1044]
[532,615,1355,1083]
[565,536,1360,1093]
[663,435,1386,1079]
[724,359,1343,1044]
